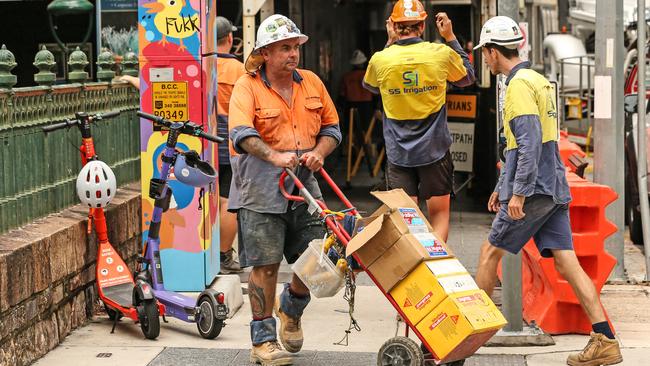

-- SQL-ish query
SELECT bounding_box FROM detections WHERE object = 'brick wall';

[0,183,141,366]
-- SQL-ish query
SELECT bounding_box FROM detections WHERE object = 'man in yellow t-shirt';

[363,0,475,241]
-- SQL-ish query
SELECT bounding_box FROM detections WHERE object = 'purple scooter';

[136,111,228,339]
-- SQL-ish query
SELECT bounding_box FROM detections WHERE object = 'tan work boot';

[274,296,303,353]
[567,332,623,366]
[250,341,293,365]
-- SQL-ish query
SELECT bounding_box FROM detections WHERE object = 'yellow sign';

[152,81,189,121]
[447,94,478,119]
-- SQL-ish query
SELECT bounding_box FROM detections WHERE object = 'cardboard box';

[346,189,435,266]
[346,213,403,266]
[389,259,478,325]
[365,233,453,291]
[416,290,507,362]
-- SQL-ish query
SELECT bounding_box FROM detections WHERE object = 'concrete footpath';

[31,189,650,366]
[31,281,650,366]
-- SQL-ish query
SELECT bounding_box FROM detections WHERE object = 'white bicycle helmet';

[76,160,117,208]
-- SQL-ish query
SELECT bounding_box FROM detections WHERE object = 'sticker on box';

[425,258,467,276]
[414,232,449,257]
[398,208,429,232]
[438,274,479,294]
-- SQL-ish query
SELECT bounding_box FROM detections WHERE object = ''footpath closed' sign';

[448,122,475,172]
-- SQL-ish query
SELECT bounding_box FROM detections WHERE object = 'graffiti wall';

[138,0,219,291]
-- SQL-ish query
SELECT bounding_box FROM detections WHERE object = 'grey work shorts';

[386,151,454,199]
[488,194,573,258]
[237,204,325,268]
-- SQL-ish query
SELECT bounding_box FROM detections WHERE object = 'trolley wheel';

[137,299,160,340]
[196,295,224,339]
[103,303,123,321]
[377,336,424,366]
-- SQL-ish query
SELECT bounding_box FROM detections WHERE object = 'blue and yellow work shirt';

[362,38,475,167]
[495,61,571,205]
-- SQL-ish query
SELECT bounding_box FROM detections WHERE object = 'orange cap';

[390,0,427,23]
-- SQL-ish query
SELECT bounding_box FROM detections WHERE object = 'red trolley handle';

[279,167,352,245]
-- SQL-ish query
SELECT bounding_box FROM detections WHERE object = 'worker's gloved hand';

[300,151,324,172]
[435,12,456,42]
[270,151,299,169]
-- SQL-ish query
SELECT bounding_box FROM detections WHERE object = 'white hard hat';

[245,14,308,72]
[349,49,367,65]
[76,160,117,208]
[474,16,523,50]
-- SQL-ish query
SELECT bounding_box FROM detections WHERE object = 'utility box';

[138,0,221,291]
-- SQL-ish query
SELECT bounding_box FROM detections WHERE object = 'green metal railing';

[0,45,141,234]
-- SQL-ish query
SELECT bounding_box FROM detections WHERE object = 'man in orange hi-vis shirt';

[228,14,340,365]
[216,16,245,275]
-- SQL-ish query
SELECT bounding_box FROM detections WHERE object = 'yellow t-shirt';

[363,40,467,121]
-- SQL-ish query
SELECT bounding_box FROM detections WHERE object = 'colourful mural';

[138,0,219,291]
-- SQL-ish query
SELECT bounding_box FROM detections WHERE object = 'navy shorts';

[237,204,325,267]
[488,194,573,258]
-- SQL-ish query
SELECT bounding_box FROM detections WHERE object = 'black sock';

[592,321,615,339]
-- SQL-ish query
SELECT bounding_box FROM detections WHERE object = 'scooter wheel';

[196,295,224,339]
[104,303,123,321]
[138,299,160,340]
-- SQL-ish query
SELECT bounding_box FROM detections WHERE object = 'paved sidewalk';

[32,282,650,366]
[32,187,650,366]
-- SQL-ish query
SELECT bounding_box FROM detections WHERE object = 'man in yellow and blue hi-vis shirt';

[363,0,475,242]
[473,16,622,366]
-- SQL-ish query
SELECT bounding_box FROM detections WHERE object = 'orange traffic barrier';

[558,131,586,174]
[498,172,617,334]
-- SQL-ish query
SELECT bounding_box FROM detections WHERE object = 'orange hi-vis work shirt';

[217,54,246,118]
[227,67,341,213]
[229,68,339,154]
[217,53,245,164]
[341,69,373,103]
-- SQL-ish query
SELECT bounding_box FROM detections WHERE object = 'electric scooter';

[136,111,228,339]
[42,111,163,339]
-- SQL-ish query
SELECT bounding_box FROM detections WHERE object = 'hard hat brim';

[245,34,309,73]
[473,37,523,50]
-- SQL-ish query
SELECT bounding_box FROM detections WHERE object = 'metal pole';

[498,0,523,332]
[242,0,272,63]
[636,0,650,280]
[594,0,626,280]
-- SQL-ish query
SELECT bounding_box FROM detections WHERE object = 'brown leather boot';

[250,341,293,365]
[274,296,303,353]
[567,332,623,366]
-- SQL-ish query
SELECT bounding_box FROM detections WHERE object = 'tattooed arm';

[239,136,298,169]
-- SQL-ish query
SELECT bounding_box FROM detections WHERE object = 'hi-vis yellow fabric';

[364,41,467,121]
[503,69,558,151]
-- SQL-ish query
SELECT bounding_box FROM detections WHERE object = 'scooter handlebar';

[198,130,224,143]
[137,111,167,125]
[137,111,224,143]
[42,110,120,133]
[98,110,120,119]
